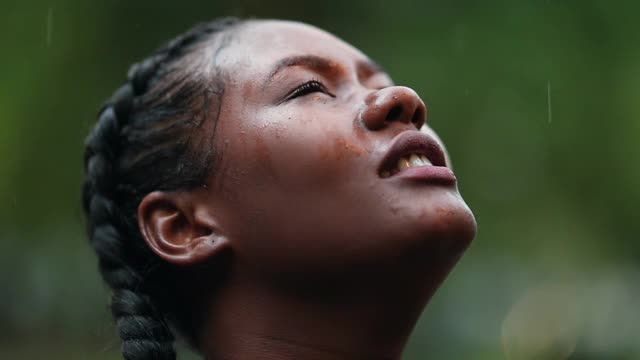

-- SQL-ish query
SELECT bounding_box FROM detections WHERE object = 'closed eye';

[285,80,335,101]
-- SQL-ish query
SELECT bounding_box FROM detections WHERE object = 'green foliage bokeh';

[1,1,638,359]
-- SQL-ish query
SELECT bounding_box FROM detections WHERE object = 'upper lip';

[378,131,447,176]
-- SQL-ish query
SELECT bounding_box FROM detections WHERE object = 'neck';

[198,260,454,360]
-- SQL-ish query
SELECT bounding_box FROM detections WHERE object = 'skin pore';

[138,20,476,360]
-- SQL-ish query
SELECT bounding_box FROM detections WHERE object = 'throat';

[198,274,430,360]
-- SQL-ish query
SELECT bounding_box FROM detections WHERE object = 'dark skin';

[138,20,477,360]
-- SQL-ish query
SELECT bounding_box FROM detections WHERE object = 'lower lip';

[388,166,457,184]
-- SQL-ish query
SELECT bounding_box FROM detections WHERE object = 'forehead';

[217,20,370,78]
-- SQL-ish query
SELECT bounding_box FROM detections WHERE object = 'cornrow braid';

[83,17,242,360]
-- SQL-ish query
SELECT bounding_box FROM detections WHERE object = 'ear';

[138,191,230,265]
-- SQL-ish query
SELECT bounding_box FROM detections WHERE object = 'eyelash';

[285,79,335,101]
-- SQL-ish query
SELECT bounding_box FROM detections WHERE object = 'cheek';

[244,112,370,191]
[215,109,379,263]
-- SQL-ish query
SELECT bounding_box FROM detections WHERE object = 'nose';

[359,86,426,131]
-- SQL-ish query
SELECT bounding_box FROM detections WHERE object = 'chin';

[352,192,476,301]
[421,200,476,259]
[385,187,477,266]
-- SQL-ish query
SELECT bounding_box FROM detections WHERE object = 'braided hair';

[82,18,242,360]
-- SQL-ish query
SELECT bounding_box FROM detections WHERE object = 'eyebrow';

[266,54,385,84]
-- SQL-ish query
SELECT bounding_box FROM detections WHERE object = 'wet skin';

[139,20,476,360]
[212,21,476,286]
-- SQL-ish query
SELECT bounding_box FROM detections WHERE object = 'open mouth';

[378,131,448,179]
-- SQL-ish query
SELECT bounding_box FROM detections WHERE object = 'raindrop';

[46,8,53,48]
[547,81,552,124]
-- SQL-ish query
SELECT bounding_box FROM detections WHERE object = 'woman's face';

[206,20,476,287]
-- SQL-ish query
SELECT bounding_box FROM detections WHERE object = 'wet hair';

[82,17,243,360]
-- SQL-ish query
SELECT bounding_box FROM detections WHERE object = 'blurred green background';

[1,0,639,359]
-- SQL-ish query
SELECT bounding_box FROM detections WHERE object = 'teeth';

[420,155,432,166]
[409,154,423,166]
[383,153,434,178]
[397,158,411,171]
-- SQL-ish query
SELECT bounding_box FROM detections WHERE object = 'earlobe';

[138,191,230,265]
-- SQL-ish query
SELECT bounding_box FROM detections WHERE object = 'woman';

[83,17,477,360]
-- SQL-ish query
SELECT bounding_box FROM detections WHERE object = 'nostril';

[411,107,424,127]
[385,105,403,122]
[361,87,426,131]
